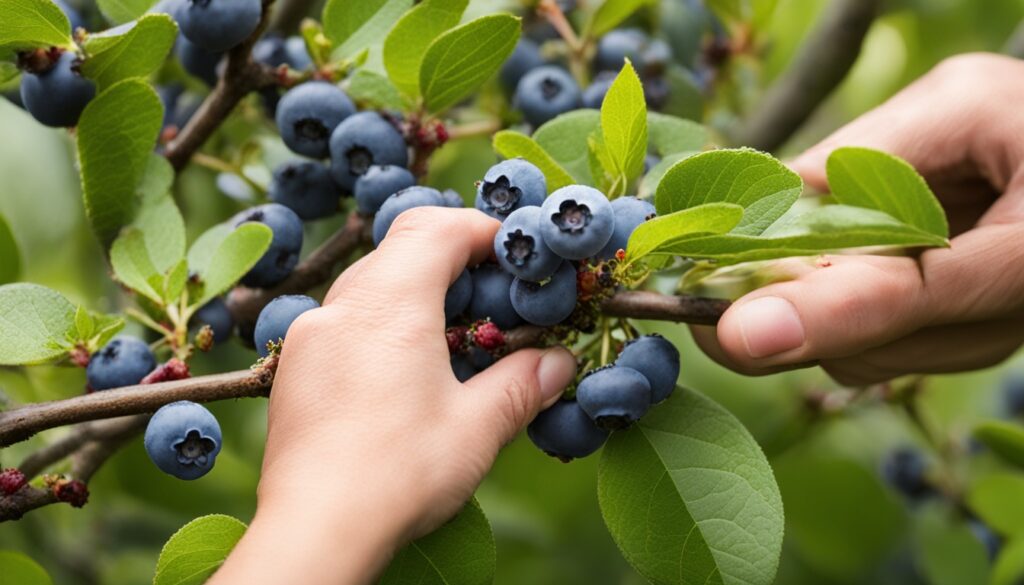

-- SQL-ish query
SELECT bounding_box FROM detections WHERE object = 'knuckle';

[387,207,453,240]
[500,376,537,432]
[285,308,334,345]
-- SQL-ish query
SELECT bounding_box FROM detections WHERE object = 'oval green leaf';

[383,0,467,97]
[323,0,413,57]
[193,223,273,307]
[993,538,1024,585]
[81,14,178,89]
[973,420,1024,471]
[493,130,574,191]
[0,0,74,58]
[912,502,990,585]
[600,60,647,192]
[968,473,1024,537]
[533,110,601,184]
[625,202,743,262]
[647,112,707,156]
[96,0,158,24]
[380,498,495,585]
[154,514,247,585]
[0,283,75,365]
[586,0,655,38]
[0,550,52,585]
[598,388,784,585]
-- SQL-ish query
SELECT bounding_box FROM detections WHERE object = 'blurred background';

[2,0,1024,583]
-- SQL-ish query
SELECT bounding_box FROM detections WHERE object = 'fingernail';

[536,347,576,404]
[734,296,805,359]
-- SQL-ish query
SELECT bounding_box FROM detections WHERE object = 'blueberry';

[253,294,320,357]
[19,52,96,128]
[54,0,87,31]
[1002,375,1024,417]
[441,189,465,208]
[641,38,672,77]
[494,206,562,282]
[514,65,582,127]
[445,268,473,321]
[539,185,615,260]
[643,76,671,111]
[254,35,311,70]
[354,165,416,215]
[499,39,544,92]
[581,72,615,109]
[176,35,223,86]
[598,196,656,260]
[576,365,652,430]
[510,261,578,326]
[269,160,342,221]
[86,336,157,391]
[528,399,609,461]
[234,204,304,289]
[191,298,235,344]
[475,158,547,219]
[144,401,222,480]
[594,29,648,73]
[968,519,1001,561]
[371,186,446,246]
[880,447,933,501]
[615,334,679,403]
[451,347,494,382]
[178,0,262,53]
[283,37,313,71]
[329,112,409,192]
[276,82,356,159]
[468,264,524,330]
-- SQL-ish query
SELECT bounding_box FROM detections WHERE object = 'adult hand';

[213,208,576,584]
[694,53,1024,385]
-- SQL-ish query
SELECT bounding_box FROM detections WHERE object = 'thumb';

[461,347,577,447]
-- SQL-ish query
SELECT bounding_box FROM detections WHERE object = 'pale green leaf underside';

[647,112,708,156]
[154,514,247,585]
[0,283,76,365]
[324,0,413,55]
[493,130,574,191]
[110,228,162,303]
[193,223,273,307]
[346,68,405,110]
[533,110,601,184]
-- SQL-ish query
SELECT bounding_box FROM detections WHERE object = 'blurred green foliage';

[2,0,1024,583]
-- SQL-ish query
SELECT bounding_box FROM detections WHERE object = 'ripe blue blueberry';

[254,35,312,71]
[144,401,222,480]
[494,206,561,282]
[441,189,465,208]
[234,204,304,289]
[451,347,494,382]
[276,82,356,159]
[880,447,932,501]
[468,264,523,330]
[582,72,615,109]
[20,52,96,128]
[445,268,473,321]
[576,365,652,430]
[643,76,670,111]
[598,196,656,260]
[615,334,679,403]
[178,0,262,53]
[372,186,446,246]
[475,158,547,219]
[354,165,416,215]
[192,298,234,344]
[86,336,157,391]
[499,39,544,92]
[329,112,409,192]
[253,294,320,357]
[539,185,615,260]
[641,39,672,77]
[514,65,582,127]
[176,35,223,86]
[510,261,578,327]
[594,29,647,73]
[527,399,609,462]
[269,160,342,221]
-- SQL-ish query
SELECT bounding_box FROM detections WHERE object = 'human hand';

[212,208,577,584]
[694,53,1024,385]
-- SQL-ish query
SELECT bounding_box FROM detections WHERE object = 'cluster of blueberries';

[501,27,675,128]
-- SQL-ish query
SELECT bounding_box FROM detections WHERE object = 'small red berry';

[52,479,89,508]
[0,468,27,495]
[473,322,505,351]
[446,326,468,354]
[141,359,191,385]
[69,345,91,368]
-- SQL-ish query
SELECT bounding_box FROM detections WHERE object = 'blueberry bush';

[0,0,1022,583]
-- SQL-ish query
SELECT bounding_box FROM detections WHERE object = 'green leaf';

[0,283,76,365]
[639,151,694,199]
[110,228,163,304]
[154,515,247,585]
[533,110,601,184]
[599,60,647,195]
[973,420,1024,471]
[96,0,157,24]
[81,14,177,89]
[77,79,163,247]
[493,131,574,191]
[586,0,655,38]
[993,538,1024,585]
[131,195,185,274]
[654,149,803,236]
[912,504,991,585]
[380,498,495,585]
[968,474,1024,537]
[660,66,704,121]
[193,223,273,307]
[324,0,413,57]
[598,388,784,585]
[827,147,949,238]
[163,259,189,305]
[420,14,520,114]
[626,202,744,262]
[0,0,75,59]
[652,205,948,265]
[383,0,467,97]
[187,223,232,276]
[0,213,20,285]
[647,112,707,156]
[347,68,405,110]
[0,550,52,585]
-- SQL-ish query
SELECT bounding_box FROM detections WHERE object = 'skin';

[693,53,1024,386]
[211,208,577,584]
